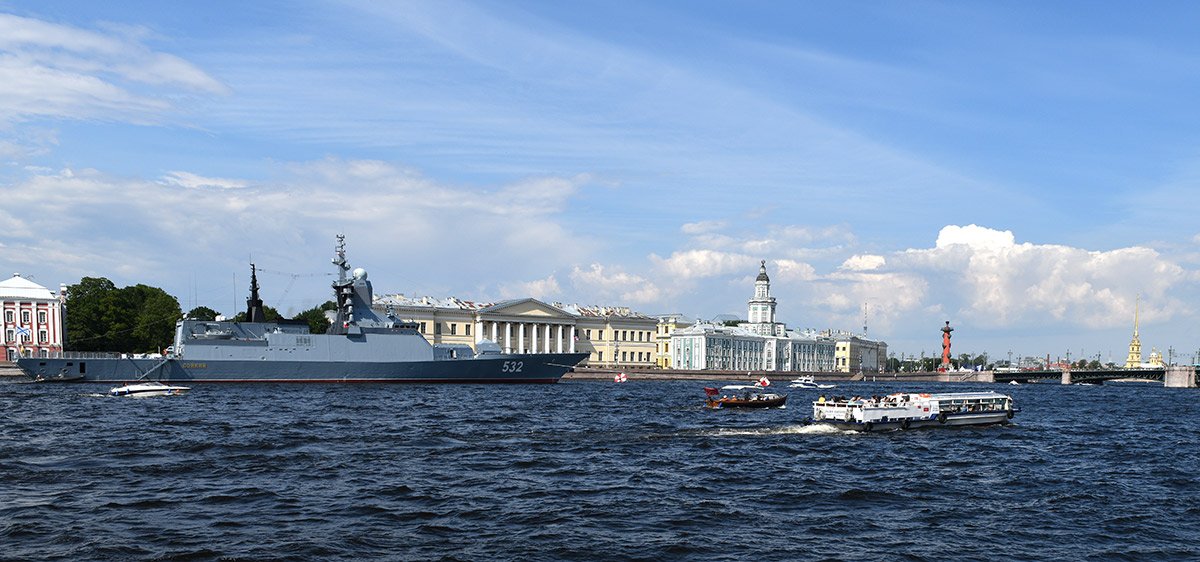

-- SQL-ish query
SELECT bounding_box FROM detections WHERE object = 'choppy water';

[3,378,1200,561]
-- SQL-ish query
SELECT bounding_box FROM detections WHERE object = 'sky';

[2,0,1200,363]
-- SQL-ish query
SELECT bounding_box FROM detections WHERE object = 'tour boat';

[789,375,836,389]
[810,391,1015,432]
[110,381,190,398]
[704,385,788,409]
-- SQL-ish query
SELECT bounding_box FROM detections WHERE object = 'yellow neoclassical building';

[652,314,693,368]
[373,295,657,369]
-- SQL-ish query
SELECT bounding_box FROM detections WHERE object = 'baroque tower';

[1123,295,1142,369]
[747,260,779,336]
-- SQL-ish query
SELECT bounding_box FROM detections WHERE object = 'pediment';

[479,298,573,319]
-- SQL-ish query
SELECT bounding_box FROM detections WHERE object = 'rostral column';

[939,321,954,372]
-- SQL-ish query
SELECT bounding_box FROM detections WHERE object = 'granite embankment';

[565,367,994,383]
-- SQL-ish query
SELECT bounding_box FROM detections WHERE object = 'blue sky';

[2,0,1199,363]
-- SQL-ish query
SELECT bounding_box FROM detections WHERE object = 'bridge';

[992,366,1200,387]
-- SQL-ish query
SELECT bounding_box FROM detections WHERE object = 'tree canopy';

[232,306,283,323]
[293,301,337,334]
[64,277,182,352]
[186,306,221,321]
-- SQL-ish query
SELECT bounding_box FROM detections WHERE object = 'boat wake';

[706,423,852,437]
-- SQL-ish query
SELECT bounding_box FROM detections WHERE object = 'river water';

[2,378,1199,561]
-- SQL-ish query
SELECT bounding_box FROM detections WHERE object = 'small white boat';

[110,381,190,397]
[1009,380,1020,385]
[811,391,1015,432]
[789,375,836,389]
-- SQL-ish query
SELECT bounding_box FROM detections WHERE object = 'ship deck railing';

[38,351,137,360]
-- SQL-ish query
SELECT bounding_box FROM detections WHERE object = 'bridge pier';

[1164,366,1196,388]
[1060,370,1071,385]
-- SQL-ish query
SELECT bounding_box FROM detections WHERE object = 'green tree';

[124,285,182,352]
[63,278,182,353]
[721,319,742,327]
[293,301,337,334]
[232,305,283,323]
[64,277,119,351]
[186,306,221,321]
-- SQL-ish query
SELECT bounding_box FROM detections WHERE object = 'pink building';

[0,274,65,361]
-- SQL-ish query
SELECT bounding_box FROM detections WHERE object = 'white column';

[569,326,576,353]
[544,324,551,353]
[491,321,498,342]
[474,319,483,344]
[517,323,525,354]
[556,325,564,353]
[530,322,538,354]
[504,322,512,354]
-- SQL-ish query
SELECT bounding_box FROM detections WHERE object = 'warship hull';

[17,352,589,384]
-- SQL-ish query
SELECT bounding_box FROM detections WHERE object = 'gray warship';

[17,236,588,383]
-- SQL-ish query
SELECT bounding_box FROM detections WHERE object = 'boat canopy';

[720,385,770,391]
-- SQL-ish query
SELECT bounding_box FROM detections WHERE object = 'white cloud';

[160,171,250,190]
[897,224,1189,328]
[569,263,661,304]
[840,254,886,271]
[0,158,596,310]
[500,275,560,300]
[0,13,227,127]
[649,249,757,280]
[680,220,726,235]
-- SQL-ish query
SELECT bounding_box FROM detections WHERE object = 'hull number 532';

[502,361,524,373]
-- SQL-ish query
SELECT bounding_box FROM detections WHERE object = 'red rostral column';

[939,321,954,372]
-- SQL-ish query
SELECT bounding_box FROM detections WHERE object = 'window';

[465,324,471,336]
[4,330,11,342]
[435,323,442,335]
[419,322,427,333]
[39,311,47,324]
[450,323,457,335]
[4,311,11,323]
[38,330,47,343]
[22,311,30,324]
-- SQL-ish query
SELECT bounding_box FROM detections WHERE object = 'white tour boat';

[789,375,836,389]
[110,381,191,398]
[811,391,1015,432]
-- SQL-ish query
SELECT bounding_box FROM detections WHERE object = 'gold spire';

[1124,294,1142,369]
[1133,293,1140,337]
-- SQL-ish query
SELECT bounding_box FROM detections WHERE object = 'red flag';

[704,387,719,396]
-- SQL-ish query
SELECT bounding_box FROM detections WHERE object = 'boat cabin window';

[79,362,86,374]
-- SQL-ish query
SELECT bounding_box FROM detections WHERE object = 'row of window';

[591,351,653,363]
[7,348,50,360]
[3,310,49,325]
[581,329,652,342]
[3,329,49,344]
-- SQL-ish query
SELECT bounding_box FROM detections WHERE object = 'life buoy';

[901,419,910,430]
[863,422,873,432]
[937,412,948,424]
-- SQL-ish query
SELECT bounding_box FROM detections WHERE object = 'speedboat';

[110,381,190,397]
[811,391,1015,432]
[704,385,787,409]
[789,375,836,389]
